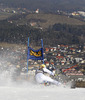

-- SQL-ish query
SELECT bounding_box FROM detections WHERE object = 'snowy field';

[0,80,85,100]
[0,67,85,100]
[1,66,84,100]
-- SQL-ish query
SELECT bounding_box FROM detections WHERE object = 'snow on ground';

[0,63,84,100]
[0,80,85,100]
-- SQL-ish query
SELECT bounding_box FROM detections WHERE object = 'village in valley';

[29,44,85,75]
[44,44,85,75]
[1,43,85,84]
[27,44,85,87]
[0,44,85,76]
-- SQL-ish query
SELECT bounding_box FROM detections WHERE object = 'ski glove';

[50,72,54,76]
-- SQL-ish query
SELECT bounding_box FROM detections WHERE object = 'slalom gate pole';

[27,37,29,73]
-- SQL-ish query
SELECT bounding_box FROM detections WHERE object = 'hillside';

[0,10,13,20]
[0,19,85,46]
[9,13,85,29]
[0,13,85,46]
[25,14,85,29]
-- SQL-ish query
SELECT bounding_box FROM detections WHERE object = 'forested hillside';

[8,13,85,29]
[0,20,85,46]
[0,11,85,46]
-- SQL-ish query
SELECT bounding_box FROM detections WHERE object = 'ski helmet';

[40,64,46,69]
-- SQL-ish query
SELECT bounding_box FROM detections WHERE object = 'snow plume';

[0,56,17,86]
[0,68,14,86]
[0,49,69,88]
[0,46,74,89]
[0,48,19,86]
[0,47,36,87]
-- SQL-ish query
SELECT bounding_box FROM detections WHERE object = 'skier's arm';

[43,67,54,76]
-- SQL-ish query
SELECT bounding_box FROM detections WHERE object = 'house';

[50,48,54,52]
[50,62,54,65]
[78,11,85,17]
[61,62,65,65]
[45,61,49,66]
[70,48,75,52]
[57,53,61,56]
[53,47,57,51]
[45,48,49,52]
[56,56,64,60]
[35,9,39,13]
[75,57,83,63]
[30,22,37,27]
[60,44,68,49]
[71,12,79,16]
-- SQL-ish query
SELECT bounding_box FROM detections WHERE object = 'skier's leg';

[35,73,61,85]
[43,75,61,85]
[35,73,47,84]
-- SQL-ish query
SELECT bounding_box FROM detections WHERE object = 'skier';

[35,64,61,86]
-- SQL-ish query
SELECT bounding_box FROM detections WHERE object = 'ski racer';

[35,64,61,86]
